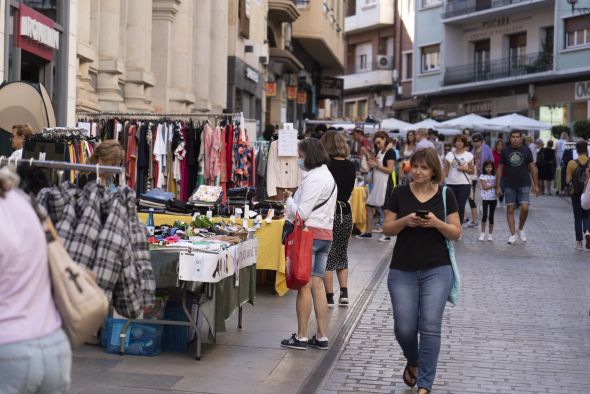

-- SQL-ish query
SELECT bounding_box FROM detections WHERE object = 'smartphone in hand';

[416,210,429,218]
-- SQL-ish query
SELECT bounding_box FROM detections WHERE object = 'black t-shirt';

[500,145,533,188]
[382,149,396,166]
[386,185,458,271]
[327,158,356,203]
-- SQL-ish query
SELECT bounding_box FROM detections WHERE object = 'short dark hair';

[546,139,554,148]
[576,140,588,155]
[482,160,495,176]
[410,148,443,184]
[263,124,275,141]
[352,128,364,135]
[510,130,522,137]
[315,123,328,133]
[472,133,483,142]
[299,138,330,170]
[452,134,469,147]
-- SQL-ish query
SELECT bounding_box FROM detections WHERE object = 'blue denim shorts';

[312,239,332,277]
[504,186,531,205]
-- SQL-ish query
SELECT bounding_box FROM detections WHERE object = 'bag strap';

[312,182,336,212]
[452,152,472,184]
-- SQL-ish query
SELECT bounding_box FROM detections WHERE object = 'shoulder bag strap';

[312,182,336,212]
[452,152,472,184]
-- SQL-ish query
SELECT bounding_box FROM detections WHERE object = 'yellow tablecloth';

[350,186,367,233]
[138,213,288,296]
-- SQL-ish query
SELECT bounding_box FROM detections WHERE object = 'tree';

[551,125,570,139]
[573,120,590,140]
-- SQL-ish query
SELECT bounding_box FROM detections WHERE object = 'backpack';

[572,159,589,194]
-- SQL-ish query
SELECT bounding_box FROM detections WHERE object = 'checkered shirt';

[66,183,102,269]
[36,183,78,245]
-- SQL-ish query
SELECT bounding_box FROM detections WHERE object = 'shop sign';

[265,81,277,97]
[17,3,59,61]
[464,100,492,114]
[574,81,590,101]
[297,91,307,105]
[287,86,298,100]
[245,66,259,83]
[318,76,344,98]
[431,109,445,118]
[465,15,525,41]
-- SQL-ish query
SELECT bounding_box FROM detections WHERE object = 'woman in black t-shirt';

[383,148,461,394]
[321,131,357,307]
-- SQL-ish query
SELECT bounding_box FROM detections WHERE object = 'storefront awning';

[269,48,304,75]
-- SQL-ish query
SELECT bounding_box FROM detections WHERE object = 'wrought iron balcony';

[443,52,553,86]
[444,0,531,19]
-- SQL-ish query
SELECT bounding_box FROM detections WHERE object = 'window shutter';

[239,0,250,39]
[565,15,590,32]
[421,44,439,55]
[509,33,527,48]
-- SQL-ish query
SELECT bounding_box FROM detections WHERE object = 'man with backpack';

[566,140,590,250]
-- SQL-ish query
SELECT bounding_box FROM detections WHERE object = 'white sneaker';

[478,233,485,241]
[487,234,494,242]
[507,235,518,245]
[576,241,583,250]
[378,235,391,242]
[518,229,527,243]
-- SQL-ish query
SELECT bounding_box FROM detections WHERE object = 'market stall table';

[115,235,258,360]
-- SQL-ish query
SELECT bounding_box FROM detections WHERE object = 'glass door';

[473,40,490,81]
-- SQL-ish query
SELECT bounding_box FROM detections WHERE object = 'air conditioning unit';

[376,55,393,70]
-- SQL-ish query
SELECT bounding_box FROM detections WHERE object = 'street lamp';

[566,0,590,14]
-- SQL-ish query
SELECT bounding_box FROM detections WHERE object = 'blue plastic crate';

[161,303,190,353]
[103,318,163,356]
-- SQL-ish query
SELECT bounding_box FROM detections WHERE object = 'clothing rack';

[41,127,88,138]
[0,157,124,175]
[76,111,243,118]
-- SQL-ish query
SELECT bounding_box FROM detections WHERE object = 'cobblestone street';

[321,196,590,393]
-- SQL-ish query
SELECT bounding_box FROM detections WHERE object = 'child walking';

[479,160,497,241]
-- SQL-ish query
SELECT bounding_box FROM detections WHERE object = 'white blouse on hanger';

[266,140,301,197]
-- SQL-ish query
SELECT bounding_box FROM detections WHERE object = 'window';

[509,33,527,68]
[420,44,440,73]
[474,40,490,79]
[346,0,356,16]
[565,15,590,49]
[357,99,367,118]
[402,52,413,81]
[344,99,368,120]
[355,42,373,72]
[238,0,250,39]
[421,0,442,8]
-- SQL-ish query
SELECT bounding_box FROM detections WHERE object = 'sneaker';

[356,233,373,239]
[339,288,349,306]
[507,235,518,245]
[487,234,494,242]
[467,221,479,228]
[281,334,308,350]
[585,232,590,250]
[379,235,391,242]
[576,241,583,251]
[518,229,527,243]
[326,293,335,308]
[373,227,383,233]
[308,336,329,350]
[478,233,485,242]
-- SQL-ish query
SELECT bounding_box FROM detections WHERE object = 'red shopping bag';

[285,214,313,290]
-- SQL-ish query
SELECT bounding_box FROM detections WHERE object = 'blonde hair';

[321,131,350,158]
[13,124,33,138]
[88,140,124,166]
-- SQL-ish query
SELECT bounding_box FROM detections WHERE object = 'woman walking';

[357,131,396,240]
[537,140,556,195]
[383,148,461,393]
[443,135,475,226]
[321,131,356,307]
[400,130,417,185]
[281,139,337,350]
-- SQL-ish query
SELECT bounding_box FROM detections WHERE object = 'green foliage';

[573,120,590,140]
[551,125,570,139]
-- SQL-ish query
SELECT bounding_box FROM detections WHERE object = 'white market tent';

[481,113,551,131]
[439,113,493,131]
[381,117,411,131]
[402,118,441,132]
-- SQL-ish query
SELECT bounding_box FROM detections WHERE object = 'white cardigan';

[286,165,337,230]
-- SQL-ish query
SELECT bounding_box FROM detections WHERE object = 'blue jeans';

[388,265,453,390]
[312,239,332,277]
[504,186,531,205]
[572,193,590,241]
[448,184,470,224]
[0,328,72,394]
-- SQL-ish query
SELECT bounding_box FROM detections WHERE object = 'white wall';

[345,0,394,33]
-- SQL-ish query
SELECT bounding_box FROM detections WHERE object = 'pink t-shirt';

[0,189,61,345]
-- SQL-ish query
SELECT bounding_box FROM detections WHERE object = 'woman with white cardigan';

[281,138,337,351]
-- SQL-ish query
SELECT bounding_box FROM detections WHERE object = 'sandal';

[403,363,417,388]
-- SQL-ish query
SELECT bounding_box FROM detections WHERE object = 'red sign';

[297,91,307,105]
[16,3,59,61]
[266,82,276,97]
[287,86,298,100]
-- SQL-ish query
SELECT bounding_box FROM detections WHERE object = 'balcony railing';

[444,0,530,19]
[443,52,553,86]
[345,59,394,75]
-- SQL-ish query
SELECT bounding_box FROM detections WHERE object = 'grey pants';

[0,328,72,394]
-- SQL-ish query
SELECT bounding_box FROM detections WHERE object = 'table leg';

[181,290,201,360]
[238,306,243,329]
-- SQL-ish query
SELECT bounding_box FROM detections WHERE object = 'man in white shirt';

[415,128,436,151]
[9,124,33,161]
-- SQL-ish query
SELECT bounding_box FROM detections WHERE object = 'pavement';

[69,236,395,394]
[320,195,590,393]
